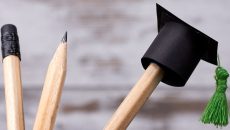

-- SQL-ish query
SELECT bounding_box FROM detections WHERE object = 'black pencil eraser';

[1,24,21,60]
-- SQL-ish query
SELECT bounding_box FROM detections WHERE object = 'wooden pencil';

[1,24,25,130]
[104,63,163,130]
[33,32,67,130]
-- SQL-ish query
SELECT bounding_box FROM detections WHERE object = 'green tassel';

[201,66,229,127]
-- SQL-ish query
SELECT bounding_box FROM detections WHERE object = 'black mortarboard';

[141,4,218,86]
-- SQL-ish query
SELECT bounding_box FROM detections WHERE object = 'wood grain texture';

[33,43,67,130]
[3,56,25,130]
[104,63,164,130]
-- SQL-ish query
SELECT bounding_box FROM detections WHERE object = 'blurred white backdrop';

[0,0,229,130]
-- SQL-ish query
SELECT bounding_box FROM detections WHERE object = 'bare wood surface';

[33,42,67,130]
[104,63,163,130]
[3,56,25,130]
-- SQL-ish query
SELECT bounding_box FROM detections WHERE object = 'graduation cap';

[141,4,229,127]
[141,3,218,86]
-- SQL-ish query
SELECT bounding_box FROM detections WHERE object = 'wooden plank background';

[0,0,230,129]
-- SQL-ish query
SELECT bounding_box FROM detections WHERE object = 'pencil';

[104,63,163,130]
[33,32,67,130]
[1,24,25,130]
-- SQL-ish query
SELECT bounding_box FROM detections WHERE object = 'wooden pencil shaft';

[104,63,163,130]
[33,43,67,130]
[3,56,25,130]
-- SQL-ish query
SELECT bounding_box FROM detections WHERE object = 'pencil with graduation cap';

[104,4,229,130]
[1,24,25,130]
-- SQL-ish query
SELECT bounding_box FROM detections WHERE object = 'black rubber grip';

[1,24,21,60]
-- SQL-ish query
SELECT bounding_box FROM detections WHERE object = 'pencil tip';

[61,31,67,43]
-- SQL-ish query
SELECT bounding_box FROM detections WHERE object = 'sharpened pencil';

[33,32,67,130]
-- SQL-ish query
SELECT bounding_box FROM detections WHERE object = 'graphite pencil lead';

[61,31,67,43]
